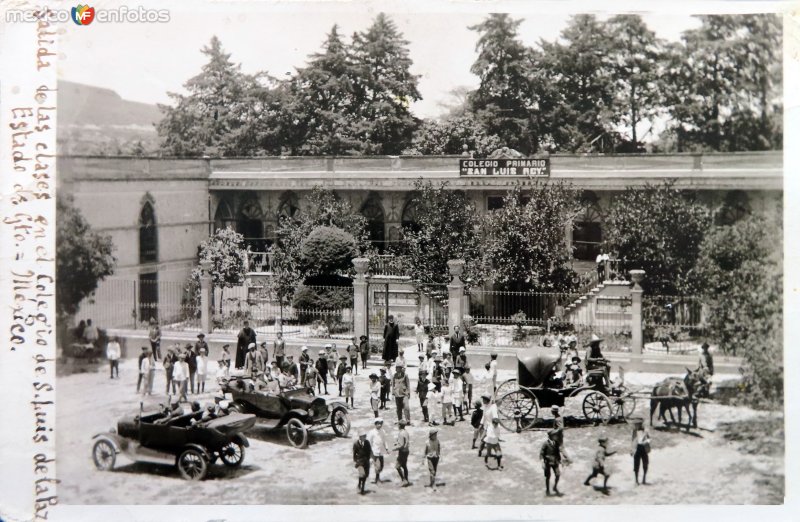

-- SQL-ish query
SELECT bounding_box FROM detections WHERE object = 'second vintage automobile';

[220,376,351,448]
[91,403,257,480]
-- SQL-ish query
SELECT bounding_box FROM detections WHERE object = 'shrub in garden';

[299,226,357,275]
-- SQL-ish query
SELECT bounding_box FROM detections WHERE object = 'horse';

[649,367,710,430]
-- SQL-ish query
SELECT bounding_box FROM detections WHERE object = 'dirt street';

[57,358,783,505]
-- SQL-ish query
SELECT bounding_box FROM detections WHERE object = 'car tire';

[331,407,351,437]
[286,418,308,449]
[219,440,246,467]
[92,439,116,471]
[177,448,208,480]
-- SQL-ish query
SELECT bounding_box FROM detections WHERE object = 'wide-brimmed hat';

[302,346,308,351]
[248,343,256,349]
[318,350,325,355]
[197,333,205,338]
[588,334,603,345]
[481,394,491,401]
[360,335,367,340]
[429,427,439,435]
[452,369,461,375]
[325,344,332,349]
[459,347,466,353]
[374,417,384,424]
[598,436,608,443]
[369,373,378,379]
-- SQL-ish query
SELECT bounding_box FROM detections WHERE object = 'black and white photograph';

[0,0,795,518]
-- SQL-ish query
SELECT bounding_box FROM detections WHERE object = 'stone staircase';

[555,280,633,333]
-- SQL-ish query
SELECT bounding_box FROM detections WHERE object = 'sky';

[55,0,782,119]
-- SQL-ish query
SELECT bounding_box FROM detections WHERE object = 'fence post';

[352,258,370,342]
[629,269,645,355]
[447,259,465,336]
[200,260,213,334]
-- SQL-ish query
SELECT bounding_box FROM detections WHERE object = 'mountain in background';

[57,80,164,155]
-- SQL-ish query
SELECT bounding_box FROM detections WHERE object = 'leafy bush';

[299,226,357,275]
[292,284,353,311]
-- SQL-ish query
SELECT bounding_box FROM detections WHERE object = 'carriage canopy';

[517,353,561,389]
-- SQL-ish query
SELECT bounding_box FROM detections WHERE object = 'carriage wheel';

[582,391,612,425]
[613,393,637,421]
[497,389,539,432]
[493,379,518,400]
[286,418,308,449]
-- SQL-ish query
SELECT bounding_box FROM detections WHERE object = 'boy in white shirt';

[426,383,440,426]
[441,377,454,425]
[483,417,504,470]
[451,370,465,421]
[106,337,121,379]
[368,418,391,484]
[342,366,355,408]
[196,347,208,393]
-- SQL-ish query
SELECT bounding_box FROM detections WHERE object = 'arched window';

[360,195,385,252]
[277,191,300,222]
[238,199,264,251]
[213,200,235,232]
[139,201,158,264]
[717,190,750,226]
[573,191,603,261]
[401,197,421,234]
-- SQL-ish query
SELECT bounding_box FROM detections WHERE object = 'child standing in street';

[369,373,381,418]
[316,351,329,395]
[343,366,355,408]
[470,400,484,449]
[196,347,208,393]
[348,338,359,375]
[304,359,318,395]
[424,428,441,490]
[359,335,370,370]
[426,382,440,426]
[441,377,454,425]
[451,370,465,421]
[483,417,504,470]
[379,368,391,409]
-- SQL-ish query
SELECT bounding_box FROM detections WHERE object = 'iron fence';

[642,294,707,354]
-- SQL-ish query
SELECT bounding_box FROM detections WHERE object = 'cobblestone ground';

[57,358,783,505]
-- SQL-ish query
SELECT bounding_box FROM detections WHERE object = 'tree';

[56,195,117,318]
[484,183,580,291]
[605,15,665,150]
[289,25,363,155]
[405,115,503,156]
[401,179,485,295]
[694,216,782,406]
[350,13,422,154]
[604,181,711,296]
[468,14,539,153]
[299,226,357,275]
[663,15,782,151]
[157,36,280,157]
[537,14,615,152]
[196,227,248,313]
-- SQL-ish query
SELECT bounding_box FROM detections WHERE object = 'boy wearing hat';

[304,357,317,395]
[396,348,407,369]
[299,346,310,383]
[424,427,441,490]
[470,400,484,449]
[258,342,269,373]
[369,373,381,418]
[451,369,465,421]
[359,335,370,370]
[393,419,411,487]
[348,337,359,375]
[337,355,348,396]
[417,369,431,423]
[431,355,444,392]
[315,351,329,394]
[353,428,372,495]
[220,344,231,371]
[273,332,285,369]
[326,344,338,382]
[392,363,411,424]
[368,418,391,484]
[584,437,616,489]
[550,405,570,463]
[196,347,208,393]
[478,394,498,457]
[342,366,355,408]
[426,382,440,426]
[440,377,454,425]
[379,368,391,410]
[540,429,562,495]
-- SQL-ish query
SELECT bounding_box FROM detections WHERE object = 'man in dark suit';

[449,325,466,361]
[236,320,257,369]
[382,315,400,363]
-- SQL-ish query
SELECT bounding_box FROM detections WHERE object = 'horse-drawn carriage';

[495,353,637,432]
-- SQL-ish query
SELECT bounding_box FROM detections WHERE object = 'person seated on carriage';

[584,335,610,388]
[562,356,583,387]
[545,364,564,389]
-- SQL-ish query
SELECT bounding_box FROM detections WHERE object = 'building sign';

[459,158,550,177]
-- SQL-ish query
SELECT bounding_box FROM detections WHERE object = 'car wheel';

[219,440,245,467]
[285,418,308,449]
[331,407,351,437]
[177,448,208,480]
[92,439,116,471]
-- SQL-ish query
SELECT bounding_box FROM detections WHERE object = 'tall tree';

[604,181,711,296]
[484,183,580,291]
[538,14,615,152]
[56,195,117,318]
[605,15,665,150]
[694,215,782,405]
[400,180,485,296]
[158,36,279,156]
[290,25,363,155]
[468,14,540,153]
[195,227,249,313]
[350,13,422,154]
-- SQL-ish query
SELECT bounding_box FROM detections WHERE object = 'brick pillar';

[199,260,213,334]
[629,269,645,355]
[352,258,370,342]
[447,259,465,336]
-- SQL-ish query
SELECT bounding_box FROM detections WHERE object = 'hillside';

[57,80,163,155]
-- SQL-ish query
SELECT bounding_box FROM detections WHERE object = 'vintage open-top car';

[220,376,351,448]
[91,404,256,480]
